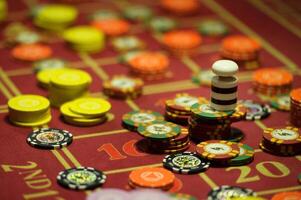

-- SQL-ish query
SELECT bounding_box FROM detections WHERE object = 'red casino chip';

[12,44,52,61]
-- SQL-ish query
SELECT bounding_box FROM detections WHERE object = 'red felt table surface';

[0,0,301,200]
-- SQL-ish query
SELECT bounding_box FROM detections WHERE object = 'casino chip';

[231,197,267,200]
[238,100,271,120]
[197,19,229,36]
[129,167,175,189]
[57,167,106,190]
[298,173,301,184]
[163,152,210,174]
[137,121,181,140]
[270,95,290,111]
[122,5,153,21]
[122,110,164,131]
[112,36,145,52]
[191,103,234,121]
[149,16,177,32]
[196,140,240,165]
[103,75,144,99]
[12,44,52,61]
[91,18,130,36]
[191,70,215,86]
[229,143,254,166]
[271,191,301,200]
[87,188,131,200]
[89,9,120,21]
[33,58,68,73]
[207,185,257,200]
[27,128,73,149]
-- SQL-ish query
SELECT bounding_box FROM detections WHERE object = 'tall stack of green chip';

[33,4,78,31]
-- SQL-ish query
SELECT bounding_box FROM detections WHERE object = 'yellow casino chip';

[63,26,105,44]
[69,97,111,117]
[50,69,92,88]
[37,4,78,24]
[8,94,50,112]
[37,68,68,88]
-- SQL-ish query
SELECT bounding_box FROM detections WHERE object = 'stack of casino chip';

[221,35,261,67]
[48,69,92,107]
[60,97,111,126]
[189,103,247,143]
[136,121,190,154]
[33,4,78,31]
[63,26,105,53]
[164,93,208,125]
[161,30,202,56]
[103,75,144,99]
[7,94,51,127]
[260,126,301,156]
[122,110,164,131]
[128,167,175,190]
[290,88,301,127]
[207,185,257,200]
[128,51,170,80]
[210,60,238,111]
[252,68,293,96]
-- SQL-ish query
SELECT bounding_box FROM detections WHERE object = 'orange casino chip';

[160,0,200,15]
[162,30,202,50]
[129,51,169,73]
[222,35,261,53]
[271,191,301,200]
[253,68,293,86]
[290,88,301,103]
[129,167,175,188]
[12,44,52,61]
[91,19,130,36]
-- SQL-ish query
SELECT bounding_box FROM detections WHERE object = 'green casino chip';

[15,31,41,44]
[191,70,214,86]
[112,36,145,52]
[118,50,143,63]
[170,193,198,200]
[89,9,119,20]
[163,152,210,174]
[137,120,181,140]
[122,110,164,131]
[57,167,106,190]
[197,19,229,36]
[27,128,73,149]
[270,95,290,111]
[191,103,234,121]
[33,58,68,72]
[149,16,177,32]
[229,143,254,166]
[207,185,257,200]
[122,5,152,21]
[298,173,301,184]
